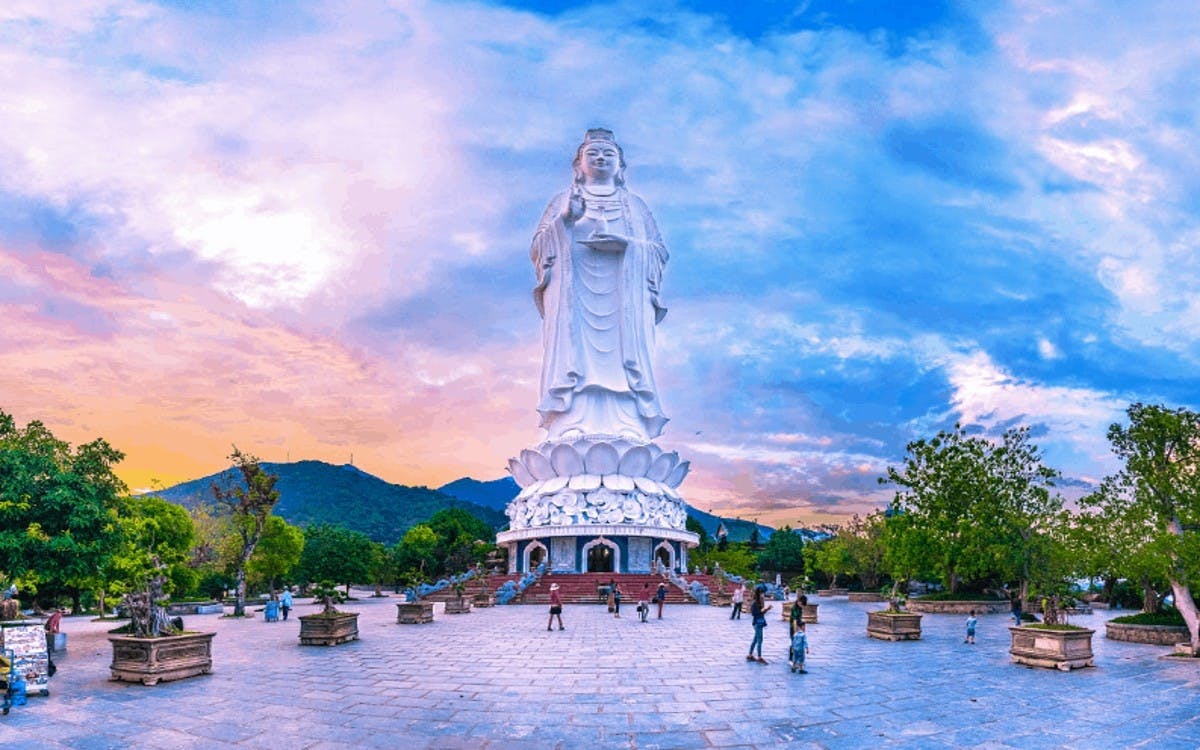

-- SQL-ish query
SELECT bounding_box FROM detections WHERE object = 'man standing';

[730,583,745,620]
[656,582,668,619]
[280,587,293,621]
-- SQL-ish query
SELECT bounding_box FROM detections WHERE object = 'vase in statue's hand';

[580,232,629,252]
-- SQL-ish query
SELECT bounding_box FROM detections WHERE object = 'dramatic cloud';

[2,0,1198,526]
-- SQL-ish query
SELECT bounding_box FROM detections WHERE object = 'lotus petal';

[516,484,535,501]
[647,451,678,481]
[568,474,602,491]
[602,474,635,491]
[646,443,664,460]
[602,507,623,524]
[508,458,535,488]
[542,476,569,494]
[618,445,652,476]
[665,460,690,488]
[522,449,555,481]
[633,476,661,494]
[550,443,584,477]
[662,484,681,500]
[584,442,620,474]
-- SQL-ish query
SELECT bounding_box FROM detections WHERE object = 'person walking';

[655,582,668,619]
[730,583,745,620]
[280,587,293,621]
[547,583,565,631]
[612,582,622,618]
[637,584,650,622]
[745,589,772,664]
[965,610,977,644]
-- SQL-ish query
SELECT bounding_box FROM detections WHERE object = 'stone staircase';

[515,572,705,605]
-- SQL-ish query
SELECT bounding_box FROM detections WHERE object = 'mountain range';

[155,460,792,545]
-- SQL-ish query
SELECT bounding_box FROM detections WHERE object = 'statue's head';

[573,127,626,186]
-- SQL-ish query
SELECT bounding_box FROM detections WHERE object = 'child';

[965,610,977,644]
[789,621,810,673]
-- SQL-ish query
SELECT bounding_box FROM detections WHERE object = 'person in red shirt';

[547,583,565,631]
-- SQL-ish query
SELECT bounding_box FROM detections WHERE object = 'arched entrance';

[524,541,548,573]
[654,541,675,573]
[581,537,620,573]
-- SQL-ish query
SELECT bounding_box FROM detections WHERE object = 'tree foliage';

[1106,403,1200,655]
[246,515,304,594]
[296,523,380,592]
[210,448,280,616]
[0,410,125,610]
[756,526,806,577]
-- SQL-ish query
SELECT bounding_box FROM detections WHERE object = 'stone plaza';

[4,593,1198,748]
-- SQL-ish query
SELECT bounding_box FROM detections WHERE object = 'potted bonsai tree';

[473,570,494,608]
[866,511,923,641]
[445,578,472,615]
[1010,592,1095,670]
[298,580,359,646]
[108,557,215,685]
[396,573,434,624]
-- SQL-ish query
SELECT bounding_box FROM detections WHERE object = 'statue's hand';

[563,187,585,225]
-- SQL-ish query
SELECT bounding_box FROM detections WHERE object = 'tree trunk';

[1102,576,1116,604]
[234,566,247,617]
[1140,576,1157,613]
[1167,515,1200,656]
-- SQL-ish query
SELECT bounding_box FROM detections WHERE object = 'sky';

[2,0,1199,529]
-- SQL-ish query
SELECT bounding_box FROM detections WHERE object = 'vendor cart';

[0,621,50,701]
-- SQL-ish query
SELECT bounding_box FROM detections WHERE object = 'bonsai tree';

[123,557,180,637]
[210,449,281,617]
[309,580,346,616]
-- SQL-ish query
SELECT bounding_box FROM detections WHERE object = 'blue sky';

[2,1,1198,527]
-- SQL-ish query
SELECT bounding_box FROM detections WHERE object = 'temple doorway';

[655,547,672,571]
[587,544,614,573]
[528,545,546,571]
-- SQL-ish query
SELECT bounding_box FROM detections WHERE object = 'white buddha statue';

[531,128,669,443]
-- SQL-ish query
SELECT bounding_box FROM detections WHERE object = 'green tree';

[803,533,855,589]
[393,523,439,582]
[839,513,888,590]
[106,494,196,606]
[247,515,305,595]
[296,523,378,594]
[756,526,806,578]
[210,448,281,617]
[988,427,1064,603]
[0,411,125,612]
[1073,478,1169,611]
[1107,403,1200,655]
[690,542,758,578]
[424,507,493,575]
[883,425,1011,593]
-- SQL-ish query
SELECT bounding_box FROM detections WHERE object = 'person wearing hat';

[547,583,565,631]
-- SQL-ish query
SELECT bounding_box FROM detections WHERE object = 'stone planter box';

[1106,621,1189,646]
[848,592,886,603]
[109,631,215,686]
[710,592,732,607]
[1009,626,1094,671]
[166,601,224,616]
[444,598,472,614]
[397,601,435,625]
[907,599,1009,615]
[473,594,495,608]
[779,603,818,623]
[866,611,922,641]
[298,612,359,646]
[817,588,849,597]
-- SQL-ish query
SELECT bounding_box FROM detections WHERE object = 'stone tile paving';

[3,591,1198,748]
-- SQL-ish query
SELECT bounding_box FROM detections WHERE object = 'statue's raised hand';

[563,186,586,226]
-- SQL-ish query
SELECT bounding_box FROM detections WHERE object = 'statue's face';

[580,141,620,181]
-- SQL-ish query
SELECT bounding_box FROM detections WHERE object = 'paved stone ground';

[3,592,1199,749]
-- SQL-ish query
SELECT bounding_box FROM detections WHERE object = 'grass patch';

[914,592,1005,602]
[1110,611,1186,627]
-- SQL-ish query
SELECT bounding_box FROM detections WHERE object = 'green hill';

[154,460,506,545]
